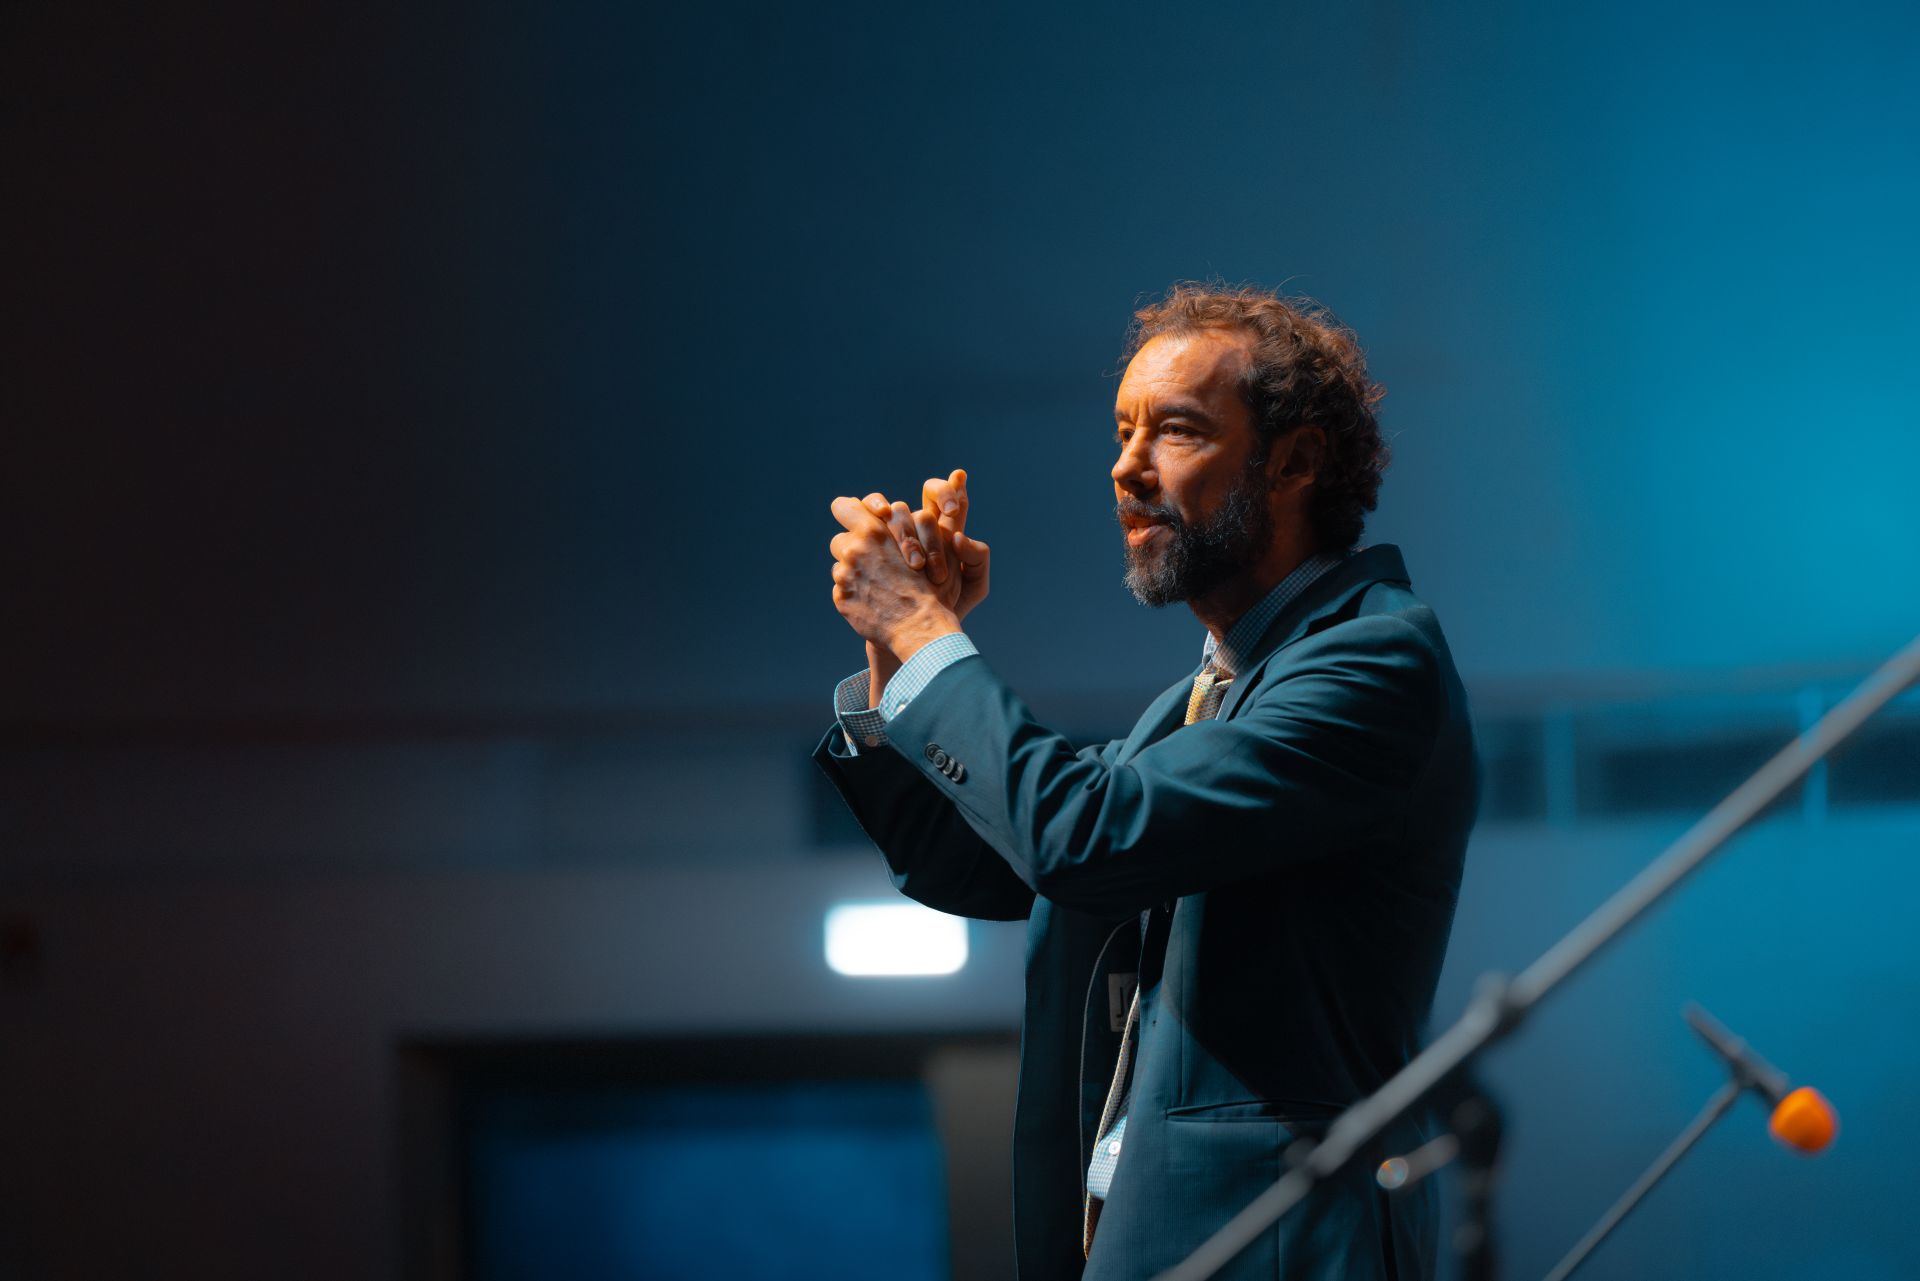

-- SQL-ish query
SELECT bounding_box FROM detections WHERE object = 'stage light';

[824,902,967,977]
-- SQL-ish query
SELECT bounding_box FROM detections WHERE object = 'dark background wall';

[4,1,1918,1278]
[11,0,1919,726]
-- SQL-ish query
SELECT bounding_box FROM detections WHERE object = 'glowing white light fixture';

[824,901,968,977]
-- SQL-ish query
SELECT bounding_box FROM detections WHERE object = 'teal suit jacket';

[814,545,1477,1280]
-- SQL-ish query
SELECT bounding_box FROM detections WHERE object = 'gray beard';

[1119,466,1273,608]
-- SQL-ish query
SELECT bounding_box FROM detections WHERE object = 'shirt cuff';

[833,670,889,755]
[830,632,978,755]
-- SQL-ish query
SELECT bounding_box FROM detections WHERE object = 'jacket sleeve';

[879,613,1444,917]
[812,725,1037,921]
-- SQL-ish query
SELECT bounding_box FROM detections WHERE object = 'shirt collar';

[1199,551,1348,677]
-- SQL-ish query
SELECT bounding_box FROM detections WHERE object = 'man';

[814,283,1477,1280]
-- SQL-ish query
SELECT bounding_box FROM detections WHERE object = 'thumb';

[954,532,989,573]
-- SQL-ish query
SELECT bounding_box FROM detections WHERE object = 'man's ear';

[1268,425,1327,493]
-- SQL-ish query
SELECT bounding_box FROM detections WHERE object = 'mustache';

[1115,497,1181,528]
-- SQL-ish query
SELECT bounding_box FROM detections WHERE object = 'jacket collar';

[1214,544,1411,722]
[1116,545,1411,756]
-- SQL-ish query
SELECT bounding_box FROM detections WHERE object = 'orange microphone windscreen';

[1768,1086,1838,1154]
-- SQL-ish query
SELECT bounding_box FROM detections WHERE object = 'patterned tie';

[1083,662,1233,1257]
[1183,662,1233,726]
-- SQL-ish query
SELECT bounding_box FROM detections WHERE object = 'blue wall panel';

[469,1082,949,1281]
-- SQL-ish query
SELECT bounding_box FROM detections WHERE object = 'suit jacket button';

[950,763,967,782]
[924,743,942,763]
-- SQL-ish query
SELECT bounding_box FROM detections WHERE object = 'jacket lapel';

[1215,544,1411,722]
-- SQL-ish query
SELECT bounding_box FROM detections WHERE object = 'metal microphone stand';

[1441,1070,1506,1281]
[1543,1000,1818,1281]
[1153,632,1920,1281]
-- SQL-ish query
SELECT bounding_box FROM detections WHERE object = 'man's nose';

[1112,436,1156,495]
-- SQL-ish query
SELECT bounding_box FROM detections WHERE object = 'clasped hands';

[829,468,990,671]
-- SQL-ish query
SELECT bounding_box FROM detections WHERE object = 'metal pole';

[1511,630,1920,1008]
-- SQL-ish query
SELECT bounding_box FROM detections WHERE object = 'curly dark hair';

[1123,282,1388,552]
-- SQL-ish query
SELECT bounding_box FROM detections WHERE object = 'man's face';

[1112,330,1273,607]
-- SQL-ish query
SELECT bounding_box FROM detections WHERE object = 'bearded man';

[815,283,1478,1281]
